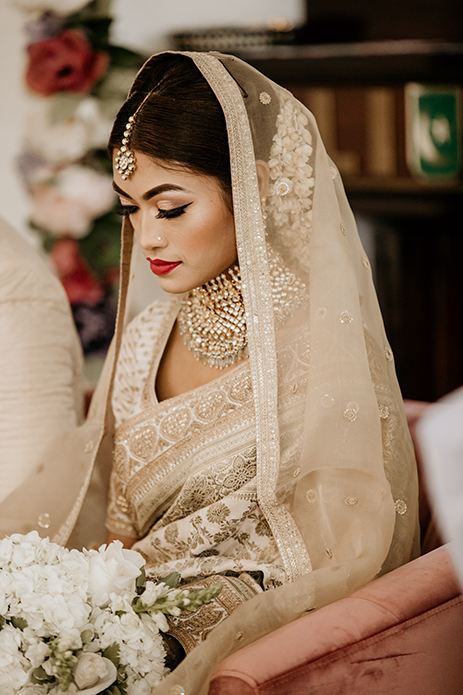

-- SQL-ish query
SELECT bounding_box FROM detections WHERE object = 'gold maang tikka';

[114,90,155,180]
[114,116,136,180]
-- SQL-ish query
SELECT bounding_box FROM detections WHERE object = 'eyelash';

[156,203,192,219]
[116,204,138,217]
[116,203,192,219]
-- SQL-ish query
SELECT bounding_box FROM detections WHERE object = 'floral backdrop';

[16,0,145,356]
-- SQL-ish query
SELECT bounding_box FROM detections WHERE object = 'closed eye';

[157,202,193,219]
[116,203,138,217]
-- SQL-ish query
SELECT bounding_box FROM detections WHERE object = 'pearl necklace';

[178,250,308,369]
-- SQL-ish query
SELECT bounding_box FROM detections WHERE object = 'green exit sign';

[405,83,461,181]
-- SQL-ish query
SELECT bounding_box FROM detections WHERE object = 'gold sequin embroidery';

[340,310,354,324]
[395,499,407,515]
[343,401,359,423]
[306,489,317,504]
[259,91,271,105]
[378,404,390,419]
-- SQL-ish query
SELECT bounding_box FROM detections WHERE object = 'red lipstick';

[147,258,182,276]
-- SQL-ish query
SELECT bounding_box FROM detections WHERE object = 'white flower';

[86,541,145,608]
[24,636,50,668]
[74,653,117,691]
[139,581,171,607]
[25,96,113,167]
[15,0,91,18]
[30,165,115,239]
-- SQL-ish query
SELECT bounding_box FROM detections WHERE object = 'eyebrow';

[112,181,190,201]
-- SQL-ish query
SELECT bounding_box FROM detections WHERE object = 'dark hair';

[108,54,232,202]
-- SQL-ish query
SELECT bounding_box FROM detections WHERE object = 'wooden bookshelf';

[241,41,463,401]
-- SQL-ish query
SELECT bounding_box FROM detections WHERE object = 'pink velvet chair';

[209,401,463,694]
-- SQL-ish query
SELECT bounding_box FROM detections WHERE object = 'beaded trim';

[114,116,136,179]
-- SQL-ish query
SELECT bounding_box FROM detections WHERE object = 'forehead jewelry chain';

[114,116,136,179]
[114,89,155,180]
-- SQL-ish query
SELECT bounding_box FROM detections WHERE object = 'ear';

[255,159,270,199]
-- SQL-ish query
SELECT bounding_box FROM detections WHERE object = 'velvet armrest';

[209,545,463,695]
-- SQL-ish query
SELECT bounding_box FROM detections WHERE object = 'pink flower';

[26,29,109,96]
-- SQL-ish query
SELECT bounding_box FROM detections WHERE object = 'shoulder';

[122,297,179,355]
[0,221,68,308]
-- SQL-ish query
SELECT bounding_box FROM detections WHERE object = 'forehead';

[112,152,226,199]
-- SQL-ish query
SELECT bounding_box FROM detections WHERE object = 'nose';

[135,212,166,252]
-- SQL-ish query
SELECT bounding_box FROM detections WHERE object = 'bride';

[2,52,419,694]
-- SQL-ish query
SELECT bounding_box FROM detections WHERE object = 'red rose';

[26,29,109,96]
[51,238,104,305]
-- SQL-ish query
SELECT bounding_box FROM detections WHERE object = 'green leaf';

[107,45,145,69]
[31,665,54,684]
[136,566,146,594]
[158,571,181,589]
[81,628,93,644]
[11,616,28,630]
[78,210,121,278]
[103,642,121,668]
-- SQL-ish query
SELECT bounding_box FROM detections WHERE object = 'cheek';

[186,207,235,258]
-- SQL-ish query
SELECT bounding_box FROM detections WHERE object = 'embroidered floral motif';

[206,502,231,525]
[267,97,314,274]
[306,489,317,504]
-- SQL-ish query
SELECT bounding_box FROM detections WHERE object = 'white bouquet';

[0,532,221,695]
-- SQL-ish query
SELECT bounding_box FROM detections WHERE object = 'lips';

[147,258,182,276]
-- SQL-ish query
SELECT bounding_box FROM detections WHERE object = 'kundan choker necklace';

[178,250,308,369]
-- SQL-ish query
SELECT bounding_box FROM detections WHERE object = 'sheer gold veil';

[0,51,419,695]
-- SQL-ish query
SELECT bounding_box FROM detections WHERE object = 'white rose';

[74,653,116,692]
[130,678,151,695]
[87,541,145,608]
[30,164,115,239]
[25,96,112,167]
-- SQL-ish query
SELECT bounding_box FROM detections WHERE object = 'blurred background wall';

[0,0,462,401]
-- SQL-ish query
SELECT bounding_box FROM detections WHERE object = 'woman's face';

[113,151,236,294]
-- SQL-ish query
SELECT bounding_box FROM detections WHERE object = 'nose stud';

[157,237,162,241]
